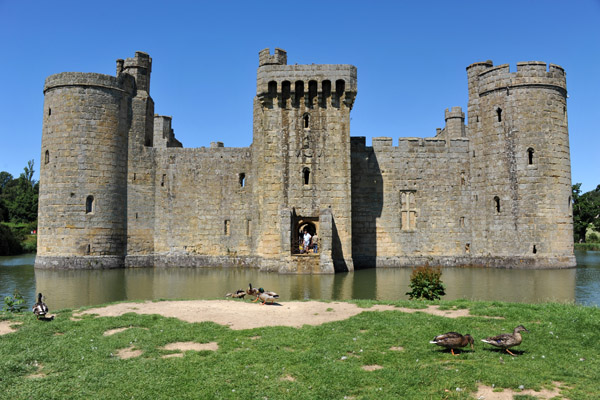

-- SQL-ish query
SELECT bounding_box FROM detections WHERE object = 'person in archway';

[303,230,312,254]
[311,231,318,253]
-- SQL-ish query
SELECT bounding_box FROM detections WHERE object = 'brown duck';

[481,325,529,356]
[430,332,474,355]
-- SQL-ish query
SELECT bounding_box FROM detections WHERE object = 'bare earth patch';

[73,301,489,330]
[389,346,404,351]
[103,326,148,336]
[116,345,143,359]
[474,382,567,400]
[0,321,22,335]
[162,341,218,352]
[280,375,296,382]
[361,365,383,371]
[26,362,46,379]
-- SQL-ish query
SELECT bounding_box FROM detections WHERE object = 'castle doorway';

[292,216,318,255]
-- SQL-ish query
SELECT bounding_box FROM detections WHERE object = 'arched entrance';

[292,217,319,255]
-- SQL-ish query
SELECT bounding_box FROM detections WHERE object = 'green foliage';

[0,223,23,255]
[1,299,599,399]
[0,160,38,224]
[587,232,600,243]
[406,265,446,300]
[2,289,26,313]
[573,183,600,243]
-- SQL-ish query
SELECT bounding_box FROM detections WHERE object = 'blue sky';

[1,0,598,192]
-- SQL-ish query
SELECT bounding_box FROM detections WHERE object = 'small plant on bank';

[3,289,26,313]
[406,265,446,300]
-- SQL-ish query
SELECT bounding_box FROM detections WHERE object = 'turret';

[444,107,466,138]
[120,51,152,93]
[467,60,574,267]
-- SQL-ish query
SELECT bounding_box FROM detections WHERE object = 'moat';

[2,251,599,310]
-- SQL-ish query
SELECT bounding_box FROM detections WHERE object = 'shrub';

[587,232,600,243]
[3,289,26,313]
[406,265,446,300]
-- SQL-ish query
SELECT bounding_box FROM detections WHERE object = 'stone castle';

[36,49,575,272]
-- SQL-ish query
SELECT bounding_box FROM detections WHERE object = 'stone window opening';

[496,107,502,122]
[86,195,94,214]
[460,171,466,187]
[321,80,331,107]
[268,81,277,97]
[239,173,246,187]
[48,108,51,116]
[86,244,91,254]
[494,196,501,213]
[161,174,166,187]
[308,80,317,107]
[303,114,310,129]
[246,219,251,237]
[532,244,537,254]
[44,150,49,165]
[224,220,230,236]
[281,81,291,108]
[294,81,304,107]
[527,148,534,165]
[465,243,470,254]
[302,167,310,185]
[400,190,417,230]
[133,173,136,181]
[460,216,465,228]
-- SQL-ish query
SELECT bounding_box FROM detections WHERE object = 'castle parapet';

[257,49,357,109]
[121,51,152,93]
[470,61,567,97]
[259,48,287,66]
[44,72,133,94]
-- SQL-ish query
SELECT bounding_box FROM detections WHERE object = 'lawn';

[1,299,598,399]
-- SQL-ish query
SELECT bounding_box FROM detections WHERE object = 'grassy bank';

[575,242,600,251]
[1,299,599,399]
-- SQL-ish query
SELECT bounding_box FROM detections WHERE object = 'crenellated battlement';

[257,50,357,110]
[259,48,287,66]
[469,60,567,97]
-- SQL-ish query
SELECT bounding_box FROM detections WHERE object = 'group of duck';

[225,283,280,305]
[430,325,529,356]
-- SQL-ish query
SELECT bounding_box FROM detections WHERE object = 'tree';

[0,160,39,223]
[572,183,600,242]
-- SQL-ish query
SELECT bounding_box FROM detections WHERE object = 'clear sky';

[1,0,598,192]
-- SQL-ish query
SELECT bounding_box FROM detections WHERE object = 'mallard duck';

[225,290,246,299]
[32,293,49,320]
[481,325,529,356]
[252,288,279,305]
[429,332,474,355]
[246,283,260,297]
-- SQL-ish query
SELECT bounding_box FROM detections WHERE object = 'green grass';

[1,299,599,399]
[575,242,600,251]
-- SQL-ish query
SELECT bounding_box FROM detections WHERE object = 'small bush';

[587,232,600,243]
[406,265,446,300]
[3,289,26,313]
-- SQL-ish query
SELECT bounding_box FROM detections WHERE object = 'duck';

[481,325,529,356]
[246,283,260,297]
[252,288,279,305]
[429,332,474,355]
[32,293,49,320]
[225,290,246,299]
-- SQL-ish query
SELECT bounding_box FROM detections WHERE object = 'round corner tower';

[36,69,135,269]
[466,60,574,267]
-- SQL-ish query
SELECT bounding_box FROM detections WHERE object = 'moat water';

[1,251,599,310]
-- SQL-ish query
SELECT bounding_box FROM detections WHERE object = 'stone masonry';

[35,50,575,272]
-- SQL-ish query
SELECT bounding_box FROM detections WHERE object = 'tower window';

[400,190,417,230]
[86,196,94,214]
[48,108,51,116]
[527,148,534,165]
[44,150,49,165]
[533,244,537,254]
[496,108,502,122]
[239,173,246,187]
[303,114,310,129]
[268,81,277,97]
[302,168,310,185]
[494,196,501,213]
[161,174,166,187]
[308,80,317,106]
[224,220,230,236]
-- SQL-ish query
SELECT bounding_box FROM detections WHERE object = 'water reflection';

[1,251,599,310]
